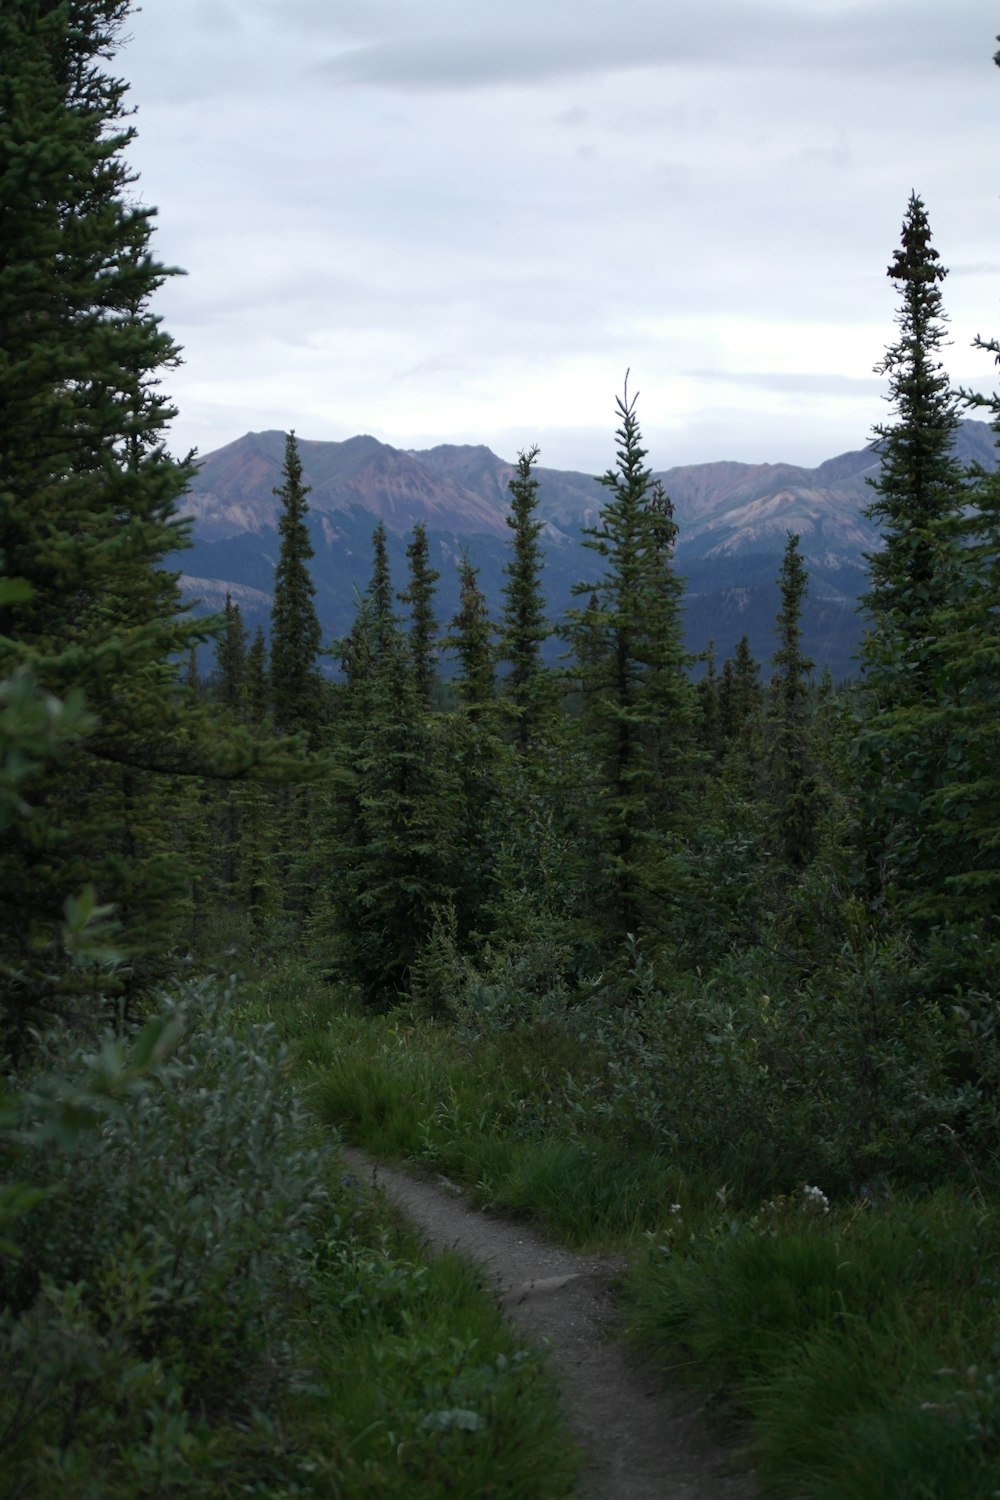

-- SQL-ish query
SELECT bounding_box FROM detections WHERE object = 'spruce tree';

[0,0,221,1022]
[324,538,454,1002]
[566,382,695,942]
[862,193,966,683]
[185,647,202,699]
[857,195,969,914]
[907,333,1000,927]
[398,522,440,709]
[719,636,763,746]
[499,446,558,755]
[768,535,817,868]
[698,641,723,762]
[215,594,247,715]
[446,555,496,717]
[245,629,270,726]
[270,432,322,739]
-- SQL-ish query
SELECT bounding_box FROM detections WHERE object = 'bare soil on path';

[344,1148,759,1500]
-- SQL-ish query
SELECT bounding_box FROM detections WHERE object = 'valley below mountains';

[176,420,998,680]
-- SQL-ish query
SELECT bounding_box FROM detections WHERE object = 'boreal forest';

[2,3,1000,1497]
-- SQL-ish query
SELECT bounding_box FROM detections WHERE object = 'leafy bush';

[0,982,331,1494]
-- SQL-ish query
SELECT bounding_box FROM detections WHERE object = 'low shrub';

[1,982,331,1493]
[624,1188,1000,1499]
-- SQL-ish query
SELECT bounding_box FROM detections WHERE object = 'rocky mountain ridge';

[175,420,996,680]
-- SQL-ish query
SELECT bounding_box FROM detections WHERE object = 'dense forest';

[2,3,999,1496]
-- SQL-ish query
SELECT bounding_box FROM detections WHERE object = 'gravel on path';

[344,1148,758,1500]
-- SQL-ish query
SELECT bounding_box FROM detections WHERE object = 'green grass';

[230,960,581,1498]
[300,1221,580,1498]
[624,1190,1000,1498]
[243,951,1000,1498]
[0,964,579,1500]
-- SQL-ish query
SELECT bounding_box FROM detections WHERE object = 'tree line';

[3,9,998,1037]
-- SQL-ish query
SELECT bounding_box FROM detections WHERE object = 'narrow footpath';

[344,1149,758,1500]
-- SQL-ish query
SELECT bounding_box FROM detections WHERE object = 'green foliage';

[566,382,696,945]
[270,430,323,738]
[0,2,314,1026]
[856,193,974,923]
[445,553,497,715]
[322,536,457,1003]
[0,987,327,1493]
[398,521,441,708]
[214,592,247,714]
[499,446,560,756]
[625,1190,1000,1498]
[766,534,818,868]
[0,0,210,1020]
[1,979,579,1496]
[310,1240,579,1498]
[863,194,966,663]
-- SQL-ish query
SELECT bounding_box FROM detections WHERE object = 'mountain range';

[175,420,998,681]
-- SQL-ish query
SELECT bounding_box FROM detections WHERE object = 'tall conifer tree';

[398,523,440,709]
[270,432,322,739]
[768,535,817,868]
[0,0,224,1020]
[862,194,966,684]
[216,594,247,715]
[857,195,968,913]
[500,446,558,755]
[447,556,496,718]
[567,383,694,942]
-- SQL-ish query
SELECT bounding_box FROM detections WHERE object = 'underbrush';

[625,1186,1000,1498]
[1,980,577,1498]
[246,922,1000,1498]
[251,915,998,1238]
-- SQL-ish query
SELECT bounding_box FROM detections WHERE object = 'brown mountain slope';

[181,430,512,542]
[180,420,996,569]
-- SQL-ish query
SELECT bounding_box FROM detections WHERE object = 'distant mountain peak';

[177,419,996,680]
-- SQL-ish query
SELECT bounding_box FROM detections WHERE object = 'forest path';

[343,1148,758,1500]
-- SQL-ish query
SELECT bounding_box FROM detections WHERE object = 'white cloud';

[121,0,1000,470]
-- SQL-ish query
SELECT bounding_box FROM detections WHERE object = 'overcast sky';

[121,0,1000,474]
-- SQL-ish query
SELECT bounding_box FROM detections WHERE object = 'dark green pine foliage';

[0,0,222,1022]
[567,384,695,943]
[245,629,270,725]
[215,593,247,715]
[862,194,967,682]
[369,523,395,657]
[698,641,723,762]
[398,522,440,709]
[270,432,322,739]
[857,195,969,914]
[326,534,453,1003]
[499,446,559,755]
[208,594,249,895]
[234,629,279,925]
[719,635,763,746]
[185,647,202,699]
[446,556,496,717]
[905,337,1000,928]
[441,555,508,947]
[768,535,817,868]
[903,44,1000,926]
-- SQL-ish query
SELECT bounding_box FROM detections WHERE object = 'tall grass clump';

[625,1186,1000,1498]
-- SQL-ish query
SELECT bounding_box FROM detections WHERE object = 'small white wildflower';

[801,1185,830,1213]
[670,1203,682,1217]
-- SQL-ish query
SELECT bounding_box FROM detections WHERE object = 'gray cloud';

[118,0,1000,472]
[690,371,885,397]
[309,0,985,93]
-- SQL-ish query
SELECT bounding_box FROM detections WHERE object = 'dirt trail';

[344,1148,758,1500]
